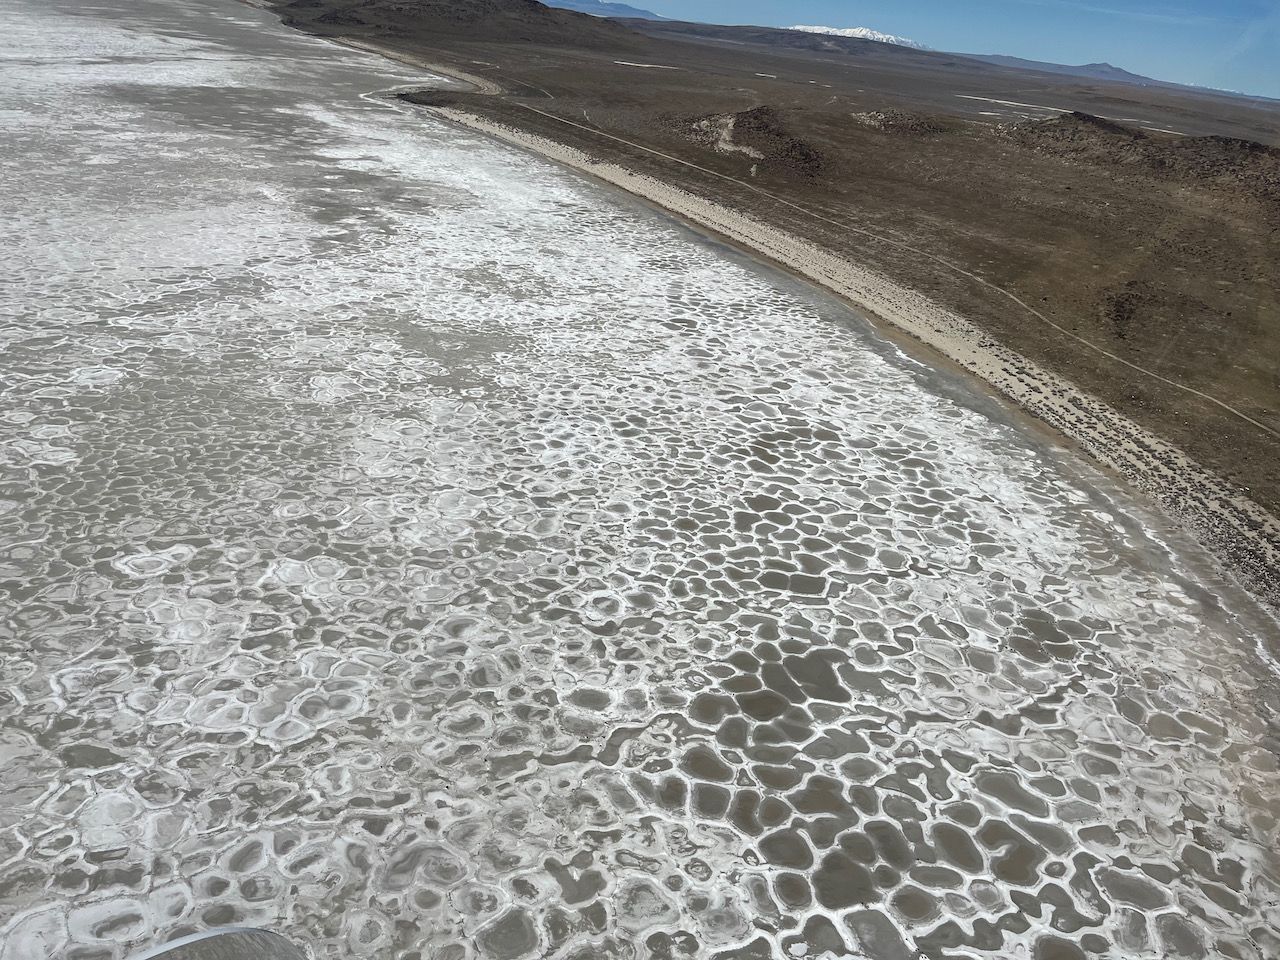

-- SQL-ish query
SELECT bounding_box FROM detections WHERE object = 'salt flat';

[1,1,1278,958]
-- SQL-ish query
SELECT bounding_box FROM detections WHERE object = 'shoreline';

[261,15,1280,613]
[427,105,1280,610]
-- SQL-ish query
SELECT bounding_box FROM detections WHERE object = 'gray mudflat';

[1,0,1279,958]
[137,930,307,960]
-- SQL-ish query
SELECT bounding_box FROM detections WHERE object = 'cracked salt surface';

[1,0,1279,958]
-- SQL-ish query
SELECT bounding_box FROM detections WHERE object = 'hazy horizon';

[631,0,1280,98]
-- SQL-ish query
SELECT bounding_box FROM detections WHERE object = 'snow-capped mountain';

[789,25,926,50]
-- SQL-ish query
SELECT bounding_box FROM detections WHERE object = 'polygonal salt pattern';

[2,1,1279,959]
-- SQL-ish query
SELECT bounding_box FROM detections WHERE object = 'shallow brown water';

[1,1,1279,959]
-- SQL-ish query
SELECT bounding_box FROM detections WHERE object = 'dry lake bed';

[1,1,1279,958]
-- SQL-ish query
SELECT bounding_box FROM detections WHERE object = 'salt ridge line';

[614,60,681,70]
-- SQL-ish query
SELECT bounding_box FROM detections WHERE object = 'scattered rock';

[852,109,947,134]
[682,105,825,178]
[1005,111,1280,200]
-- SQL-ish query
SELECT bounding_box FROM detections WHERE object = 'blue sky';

[635,0,1280,97]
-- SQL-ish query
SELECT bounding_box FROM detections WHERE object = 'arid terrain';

[7,3,1280,958]
[262,0,1280,594]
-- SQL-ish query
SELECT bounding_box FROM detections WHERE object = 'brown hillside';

[270,0,640,47]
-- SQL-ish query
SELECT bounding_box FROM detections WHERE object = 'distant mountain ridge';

[960,53,1274,100]
[963,54,1161,86]
[542,0,665,20]
[268,0,640,46]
